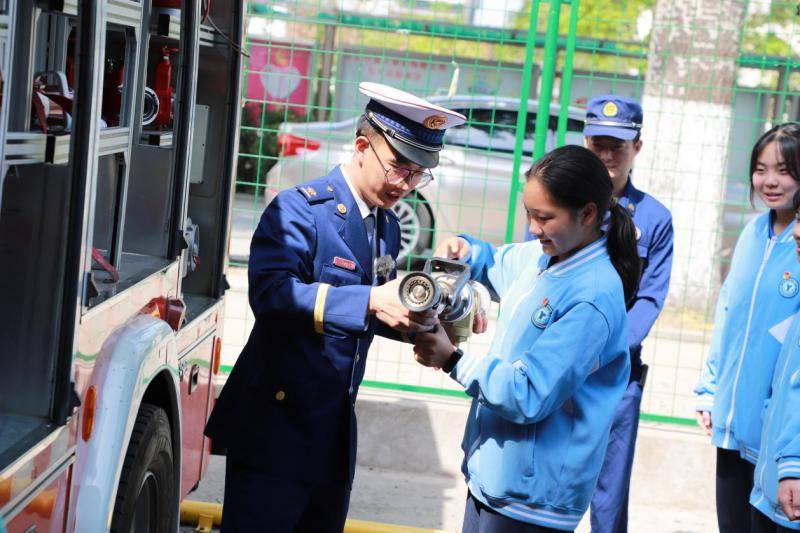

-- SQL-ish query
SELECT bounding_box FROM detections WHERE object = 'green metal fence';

[224,0,800,425]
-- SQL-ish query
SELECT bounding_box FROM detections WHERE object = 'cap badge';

[423,114,447,129]
[779,271,799,298]
[602,101,618,117]
[303,186,317,197]
[337,203,347,215]
[532,297,553,329]
[327,185,334,192]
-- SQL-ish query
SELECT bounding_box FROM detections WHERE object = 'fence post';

[532,0,562,160]
[556,0,579,147]
[503,0,543,244]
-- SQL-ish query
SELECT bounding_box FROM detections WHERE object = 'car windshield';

[444,107,583,154]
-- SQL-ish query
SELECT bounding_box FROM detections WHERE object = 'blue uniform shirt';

[615,178,674,356]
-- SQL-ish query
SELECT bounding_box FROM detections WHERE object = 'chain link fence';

[221,0,800,424]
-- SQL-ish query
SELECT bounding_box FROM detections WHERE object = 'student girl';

[695,123,800,532]
[749,190,800,532]
[413,145,640,532]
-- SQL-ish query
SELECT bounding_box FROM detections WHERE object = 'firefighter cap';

[583,94,643,141]
[359,82,466,169]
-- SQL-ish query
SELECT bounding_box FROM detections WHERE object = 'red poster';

[246,42,311,116]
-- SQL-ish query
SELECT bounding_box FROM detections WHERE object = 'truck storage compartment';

[0,8,77,470]
[182,0,243,323]
[0,164,69,469]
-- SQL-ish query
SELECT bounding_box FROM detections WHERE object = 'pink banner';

[246,42,312,116]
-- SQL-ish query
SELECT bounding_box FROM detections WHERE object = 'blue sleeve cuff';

[318,284,371,335]
[778,458,800,480]
[450,349,484,392]
[695,394,714,412]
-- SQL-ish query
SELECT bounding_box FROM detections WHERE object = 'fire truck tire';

[110,403,175,533]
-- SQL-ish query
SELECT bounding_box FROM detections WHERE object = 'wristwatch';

[441,347,463,373]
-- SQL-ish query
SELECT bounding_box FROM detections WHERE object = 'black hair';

[749,122,800,205]
[355,114,379,141]
[525,145,642,303]
[793,188,800,212]
[355,114,414,167]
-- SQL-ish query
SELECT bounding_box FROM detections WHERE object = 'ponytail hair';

[526,145,642,303]
[607,200,642,304]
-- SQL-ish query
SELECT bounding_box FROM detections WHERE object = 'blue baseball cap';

[583,94,643,141]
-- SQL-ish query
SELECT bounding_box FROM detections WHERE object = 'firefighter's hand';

[473,310,488,334]
[434,237,471,260]
[779,478,800,521]
[370,278,438,333]
[413,321,456,368]
[695,411,712,436]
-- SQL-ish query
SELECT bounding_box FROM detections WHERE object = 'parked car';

[265,95,585,266]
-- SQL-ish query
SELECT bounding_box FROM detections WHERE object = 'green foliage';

[741,1,798,57]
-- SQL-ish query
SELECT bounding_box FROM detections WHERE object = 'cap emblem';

[602,102,618,117]
[423,115,447,129]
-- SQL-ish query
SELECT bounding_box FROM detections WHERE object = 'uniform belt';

[629,345,647,387]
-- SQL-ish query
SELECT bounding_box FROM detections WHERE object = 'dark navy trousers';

[590,379,643,533]
[462,491,566,533]
[221,453,351,533]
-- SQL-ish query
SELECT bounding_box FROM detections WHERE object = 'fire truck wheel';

[110,403,175,533]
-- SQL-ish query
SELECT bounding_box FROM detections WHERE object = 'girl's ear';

[580,202,599,227]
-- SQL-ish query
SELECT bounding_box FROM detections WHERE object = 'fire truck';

[0,0,243,530]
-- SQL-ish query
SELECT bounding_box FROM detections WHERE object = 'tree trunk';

[636,0,747,312]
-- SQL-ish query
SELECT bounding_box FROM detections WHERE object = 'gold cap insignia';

[337,203,347,214]
[327,185,334,192]
[303,186,317,197]
[423,114,447,129]
[602,102,618,117]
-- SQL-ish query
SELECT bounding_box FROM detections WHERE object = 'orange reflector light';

[212,337,222,375]
[82,385,97,441]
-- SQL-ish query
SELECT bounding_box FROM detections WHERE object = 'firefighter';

[204,83,465,532]
[583,94,674,533]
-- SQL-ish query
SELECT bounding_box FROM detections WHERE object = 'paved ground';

[181,455,716,532]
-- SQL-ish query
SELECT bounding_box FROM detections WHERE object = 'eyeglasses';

[368,142,434,189]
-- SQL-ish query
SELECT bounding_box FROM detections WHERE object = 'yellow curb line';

[180,500,446,532]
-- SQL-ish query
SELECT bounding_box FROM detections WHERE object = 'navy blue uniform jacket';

[205,166,401,487]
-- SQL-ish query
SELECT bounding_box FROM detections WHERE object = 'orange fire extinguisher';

[154,46,178,129]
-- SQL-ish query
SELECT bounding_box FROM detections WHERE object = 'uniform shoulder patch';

[296,183,333,204]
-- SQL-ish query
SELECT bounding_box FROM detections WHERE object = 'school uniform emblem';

[532,298,553,329]
[779,272,799,298]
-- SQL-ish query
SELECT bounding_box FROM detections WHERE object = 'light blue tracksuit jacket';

[695,212,800,463]
[451,235,630,531]
[750,310,800,529]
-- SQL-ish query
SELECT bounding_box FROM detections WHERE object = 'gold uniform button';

[275,390,286,401]
[337,203,347,214]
